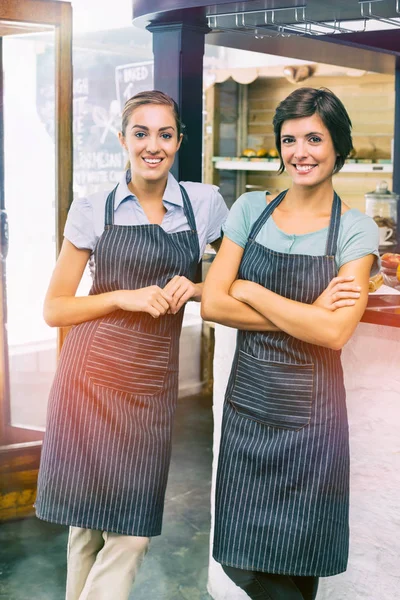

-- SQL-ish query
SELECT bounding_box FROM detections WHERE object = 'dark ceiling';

[133,0,400,25]
[132,0,400,71]
[205,0,400,23]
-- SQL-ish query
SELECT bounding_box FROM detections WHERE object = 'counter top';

[362,294,400,328]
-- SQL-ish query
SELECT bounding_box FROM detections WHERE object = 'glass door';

[0,0,72,521]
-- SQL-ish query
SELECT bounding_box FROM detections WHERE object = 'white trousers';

[66,526,150,600]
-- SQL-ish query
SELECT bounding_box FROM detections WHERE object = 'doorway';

[0,0,72,521]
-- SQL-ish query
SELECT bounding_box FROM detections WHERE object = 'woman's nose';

[293,141,307,160]
[146,136,160,154]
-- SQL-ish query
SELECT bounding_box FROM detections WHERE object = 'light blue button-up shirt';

[64,171,228,264]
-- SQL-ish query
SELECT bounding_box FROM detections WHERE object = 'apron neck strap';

[104,185,118,227]
[179,184,197,232]
[248,190,288,240]
[325,192,342,257]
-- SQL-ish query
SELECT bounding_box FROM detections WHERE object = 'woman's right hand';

[116,286,173,318]
[313,276,361,311]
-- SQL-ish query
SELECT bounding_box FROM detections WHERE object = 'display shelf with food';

[363,257,400,327]
[213,157,394,173]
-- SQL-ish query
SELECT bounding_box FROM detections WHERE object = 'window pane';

[3,31,57,431]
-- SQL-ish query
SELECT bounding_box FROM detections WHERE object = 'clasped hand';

[118,276,200,318]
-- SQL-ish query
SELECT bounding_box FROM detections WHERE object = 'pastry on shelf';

[368,272,384,293]
[241,148,257,158]
[381,253,400,269]
[256,147,268,158]
[380,253,400,290]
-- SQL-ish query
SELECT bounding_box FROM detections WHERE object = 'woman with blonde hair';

[35,90,228,600]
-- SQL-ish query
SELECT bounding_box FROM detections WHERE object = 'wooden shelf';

[213,158,393,174]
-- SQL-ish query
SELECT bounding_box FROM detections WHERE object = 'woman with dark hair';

[35,90,228,600]
[202,87,379,599]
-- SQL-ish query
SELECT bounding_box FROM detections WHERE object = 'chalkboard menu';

[37,39,154,199]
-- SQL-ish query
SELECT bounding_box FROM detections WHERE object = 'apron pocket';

[85,322,171,396]
[229,350,314,430]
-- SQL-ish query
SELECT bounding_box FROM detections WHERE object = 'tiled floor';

[0,393,214,600]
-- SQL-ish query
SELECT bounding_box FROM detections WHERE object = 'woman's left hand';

[163,276,202,314]
[313,276,361,311]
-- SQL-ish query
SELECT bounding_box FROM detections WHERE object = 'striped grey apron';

[213,190,349,577]
[36,183,199,536]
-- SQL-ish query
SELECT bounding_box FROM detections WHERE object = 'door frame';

[0,0,72,520]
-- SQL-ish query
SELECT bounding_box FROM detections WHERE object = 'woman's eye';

[161,133,172,140]
[309,136,322,143]
[135,132,146,138]
[282,137,294,144]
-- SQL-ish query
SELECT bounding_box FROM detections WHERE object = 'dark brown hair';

[272,87,353,174]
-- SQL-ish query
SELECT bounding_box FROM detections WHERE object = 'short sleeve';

[222,193,255,248]
[64,197,96,251]
[338,213,380,276]
[206,186,229,244]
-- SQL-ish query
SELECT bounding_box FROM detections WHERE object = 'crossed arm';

[201,237,374,350]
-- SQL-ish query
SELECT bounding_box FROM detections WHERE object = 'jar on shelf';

[365,181,398,252]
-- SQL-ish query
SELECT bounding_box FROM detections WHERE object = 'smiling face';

[280,113,338,190]
[119,103,182,186]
